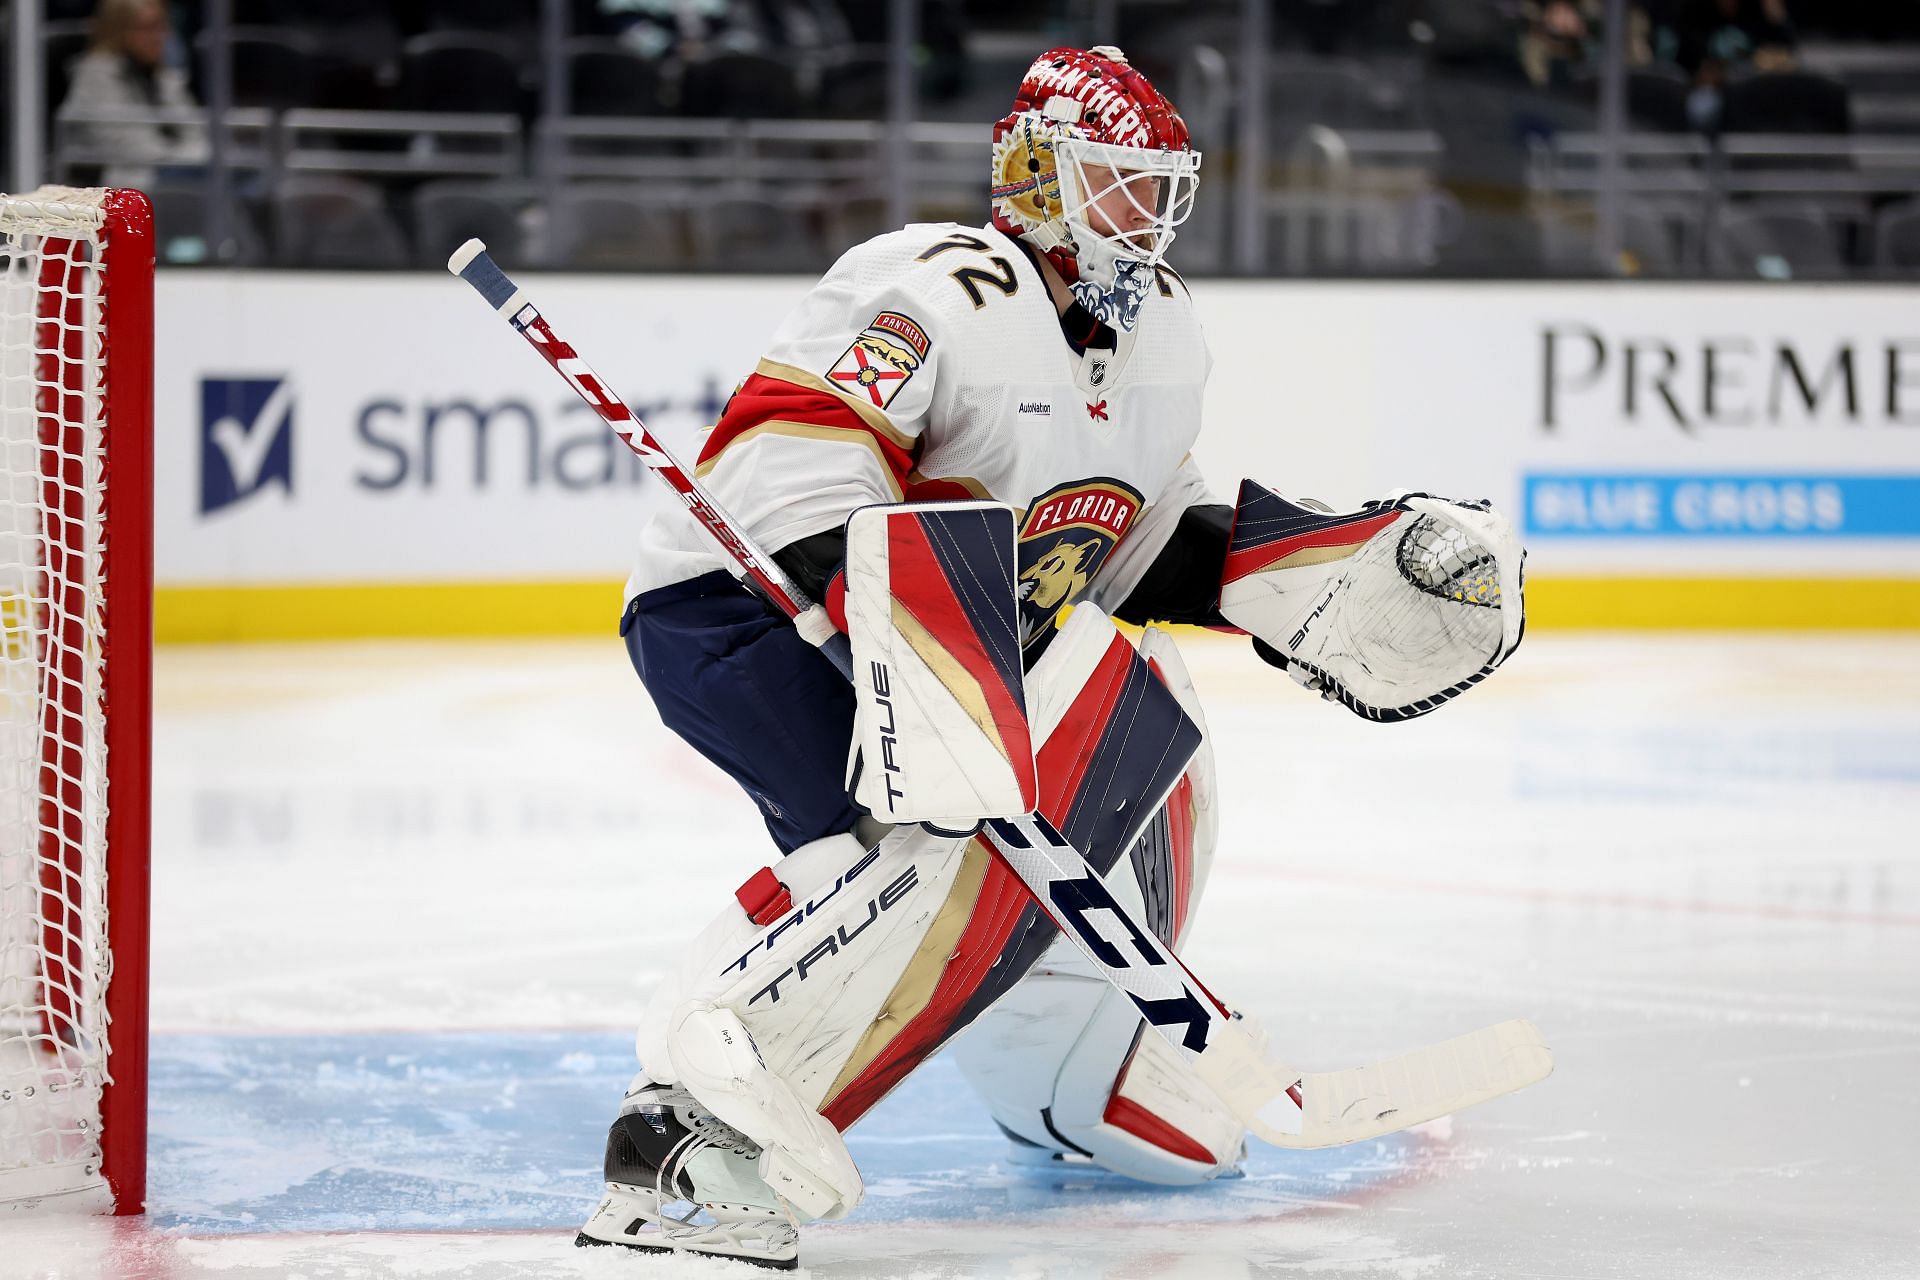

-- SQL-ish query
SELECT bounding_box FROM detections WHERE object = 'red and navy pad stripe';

[1037,631,1202,876]
[1222,478,1402,585]
[885,505,1036,804]
[820,629,1202,1130]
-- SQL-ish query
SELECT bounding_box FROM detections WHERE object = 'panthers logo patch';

[1015,477,1145,645]
[828,311,929,410]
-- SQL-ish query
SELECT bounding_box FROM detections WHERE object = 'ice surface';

[9,632,1917,1278]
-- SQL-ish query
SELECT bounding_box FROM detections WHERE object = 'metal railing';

[1535,134,1920,197]
[1528,131,1920,275]
[535,116,984,188]
[1273,128,1447,274]
[51,105,274,182]
[278,111,524,180]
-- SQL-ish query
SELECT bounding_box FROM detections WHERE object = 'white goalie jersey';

[627,221,1219,644]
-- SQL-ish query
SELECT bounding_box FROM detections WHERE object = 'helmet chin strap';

[1041,245,1082,286]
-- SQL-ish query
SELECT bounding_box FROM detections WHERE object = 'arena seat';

[1722,73,1852,134]
[690,196,828,271]
[566,41,665,117]
[554,186,687,269]
[413,182,538,269]
[273,175,412,268]
[1713,201,1854,278]
[680,53,802,119]
[1874,199,1920,274]
[400,33,528,116]
[197,27,322,111]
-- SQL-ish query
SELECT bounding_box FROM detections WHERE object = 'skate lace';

[656,1129,707,1217]
[654,1108,752,1210]
[652,1107,803,1244]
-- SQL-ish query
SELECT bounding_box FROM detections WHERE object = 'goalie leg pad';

[810,606,1207,1129]
[954,627,1243,1186]
[666,1002,864,1221]
[957,943,1247,1184]
[635,824,980,1133]
[631,606,1208,1156]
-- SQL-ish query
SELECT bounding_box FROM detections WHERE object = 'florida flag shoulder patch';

[828,311,930,410]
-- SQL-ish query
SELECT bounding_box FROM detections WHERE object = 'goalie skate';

[575,1081,800,1270]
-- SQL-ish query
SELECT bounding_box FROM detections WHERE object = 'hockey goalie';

[576,46,1530,1269]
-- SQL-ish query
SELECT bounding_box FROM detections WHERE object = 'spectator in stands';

[589,0,849,63]
[59,0,206,188]
[1519,1,1595,88]
[1519,1,1651,90]
[1658,0,1795,131]
[835,0,969,103]
[1669,0,1796,78]
[591,0,748,60]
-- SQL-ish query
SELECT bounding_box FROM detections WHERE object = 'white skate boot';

[575,1080,801,1270]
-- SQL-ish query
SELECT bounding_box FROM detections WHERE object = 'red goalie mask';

[989,46,1201,307]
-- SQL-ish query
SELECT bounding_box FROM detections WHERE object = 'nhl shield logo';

[1088,358,1107,388]
[1014,477,1146,645]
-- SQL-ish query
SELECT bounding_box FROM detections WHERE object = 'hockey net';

[0,187,152,1213]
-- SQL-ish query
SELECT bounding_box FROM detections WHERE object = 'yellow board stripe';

[154,576,1920,643]
[1523,577,1920,630]
[155,581,627,643]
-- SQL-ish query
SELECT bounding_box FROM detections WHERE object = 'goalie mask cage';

[0,187,153,1214]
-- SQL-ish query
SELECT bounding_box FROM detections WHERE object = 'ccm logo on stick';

[746,866,922,1007]
[987,817,1217,1053]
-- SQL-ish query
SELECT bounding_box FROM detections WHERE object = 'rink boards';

[151,272,1920,639]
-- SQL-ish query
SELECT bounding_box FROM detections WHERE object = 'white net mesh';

[1397,513,1505,608]
[0,187,115,1209]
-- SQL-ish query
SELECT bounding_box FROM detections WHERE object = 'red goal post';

[0,186,153,1214]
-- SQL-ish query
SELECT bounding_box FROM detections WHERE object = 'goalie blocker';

[842,501,1037,829]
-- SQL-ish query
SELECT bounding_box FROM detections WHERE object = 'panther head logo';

[1019,537,1103,610]
[856,333,919,372]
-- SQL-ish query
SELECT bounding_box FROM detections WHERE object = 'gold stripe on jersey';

[905,469,991,500]
[694,420,907,501]
[1152,263,1190,296]
[756,357,918,451]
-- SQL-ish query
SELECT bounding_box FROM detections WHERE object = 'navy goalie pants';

[621,569,861,854]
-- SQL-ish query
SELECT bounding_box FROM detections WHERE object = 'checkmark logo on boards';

[210,379,292,493]
[199,376,295,515]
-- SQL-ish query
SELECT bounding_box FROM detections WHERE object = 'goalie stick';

[445,239,1553,1148]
